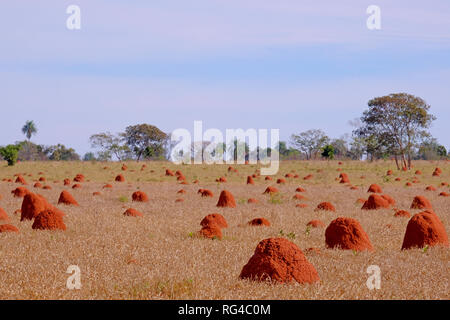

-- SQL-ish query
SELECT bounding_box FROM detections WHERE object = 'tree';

[83,152,96,161]
[89,132,131,161]
[290,129,329,160]
[16,141,47,161]
[416,138,447,160]
[22,120,37,140]
[122,124,168,161]
[321,144,335,160]
[356,93,435,169]
[44,144,80,161]
[0,144,21,166]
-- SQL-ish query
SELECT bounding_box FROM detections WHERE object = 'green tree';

[83,152,96,161]
[122,124,168,161]
[290,129,329,159]
[44,144,80,161]
[356,93,435,169]
[89,132,131,161]
[0,144,21,166]
[22,120,37,140]
[321,144,335,160]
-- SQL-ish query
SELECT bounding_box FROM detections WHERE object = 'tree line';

[0,93,448,167]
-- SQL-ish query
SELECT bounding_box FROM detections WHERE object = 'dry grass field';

[0,160,448,299]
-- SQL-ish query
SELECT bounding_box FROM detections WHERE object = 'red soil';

[33,182,42,188]
[177,189,186,194]
[121,164,128,171]
[239,237,320,284]
[103,184,113,189]
[64,179,71,186]
[303,174,313,180]
[93,192,101,196]
[265,176,272,181]
[425,186,436,191]
[439,192,449,197]
[381,194,396,206]
[72,184,82,189]
[325,217,373,251]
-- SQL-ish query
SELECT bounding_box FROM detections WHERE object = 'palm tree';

[22,120,37,140]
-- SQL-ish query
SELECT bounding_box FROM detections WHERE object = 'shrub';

[0,144,21,166]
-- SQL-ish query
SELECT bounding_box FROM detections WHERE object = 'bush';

[0,144,21,166]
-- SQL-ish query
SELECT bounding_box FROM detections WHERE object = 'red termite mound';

[394,209,411,218]
[199,224,222,239]
[21,193,52,221]
[58,190,79,206]
[410,196,433,210]
[425,186,436,191]
[248,218,270,227]
[339,173,350,184]
[432,168,442,176]
[239,237,320,284]
[132,191,149,202]
[367,184,382,193]
[11,187,29,198]
[303,174,313,180]
[325,217,374,251]
[200,213,228,228]
[115,174,125,182]
[177,189,186,194]
[73,174,85,182]
[386,170,393,176]
[316,202,336,212]
[401,211,448,249]
[263,186,278,194]
[292,194,306,200]
[248,198,258,204]
[381,194,396,206]
[0,207,9,221]
[103,184,113,189]
[362,194,390,210]
[307,220,325,228]
[439,192,449,197]
[121,164,128,171]
[216,176,227,183]
[33,182,42,188]
[63,178,71,186]
[247,176,255,185]
[123,208,143,217]
[0,224,19,233]
[93,192,101,196]
[395,177,401,181]
[296,203,308,208]
[198,189,214,197]
[15,175,27,185]
[265,176,272,181]
[295,187,306,192]
[165,169,175,176]
[216,190,236,208]
[72,183,82,189]
[43,185,52,190]
[276,178,286,184]
[415,170,422,175]
[32,209,66,231]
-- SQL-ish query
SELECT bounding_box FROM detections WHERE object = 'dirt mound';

[72,183,82,189]
[325,217,373,251]
[123,208,143,217]
[339,173,350,184]
[292,194,306,200]
[11,187,30,198]
[216,190,236,208]
[247,176,255,185]
[432,168,442,176]
[386,170,393,176]
[239,237,319,284]
[276,178,286,184]
[362,194,390,210]
[439,192,449,197]
[132,191,149,202]
[402,211,448,249]
[316,202,336,212]
[58,191,79,206]
[21,193,53,221]
[0,207,9,221]
[63,179,71,186]
[0,224,19,233]
[216,176,227,183]
[15,175,27,185]
[199,224,222,239]
[410,196,433,210]
[405,182,412,187]
[73,174,85,182]
[176,174,186,182]
[394,209,411,218]
[248,198,258,204]
[198,189,214,197]
[263,186,278,194]
[121,164,128,171]
[307,220,325,228]
[425,186,436,191]
[285,173,294,178]
[265,176,272,181]
[165,169,175,176]
[367,184,382,193]
[295,187,306,192]
[248,218,270,227]
[32,209,66,231]
[200,213,228,228]
[115,174,125,182]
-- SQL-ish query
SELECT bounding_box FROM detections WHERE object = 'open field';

[0,160,449,299]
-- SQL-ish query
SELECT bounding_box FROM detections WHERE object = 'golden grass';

[0,160,448,299]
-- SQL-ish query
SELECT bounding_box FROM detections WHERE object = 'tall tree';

[89,132,131,161]
[356,93,435,169]
[290,129,329,160]
[22,120,37,140]
[122,124,168,161]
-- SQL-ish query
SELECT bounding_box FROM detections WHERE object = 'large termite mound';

[361,194,391,210]
[21,193,53,221]
[123,208,143,217]
[216,190,236,208]
[410,196,433,210]
[11,187,30,198]
[325,217,373,251]
[200,213,228,228]
[58,191,79,206]
[401,211,448,249]
[248,218,270,227]
[239,237,320,284]
[32,209,66,231]
[316,202,336,212]
[367,184,382,193]
[132,191,149,202]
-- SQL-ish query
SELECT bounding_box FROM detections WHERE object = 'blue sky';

[1,0,449,156]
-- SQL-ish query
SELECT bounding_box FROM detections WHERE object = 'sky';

[1,0,449,156]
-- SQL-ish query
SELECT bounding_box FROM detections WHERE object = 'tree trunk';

[407,152,411,169]
[394,155,400,170]
[401,154,407,169]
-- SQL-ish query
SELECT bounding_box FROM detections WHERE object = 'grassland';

[0,160,448,299]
